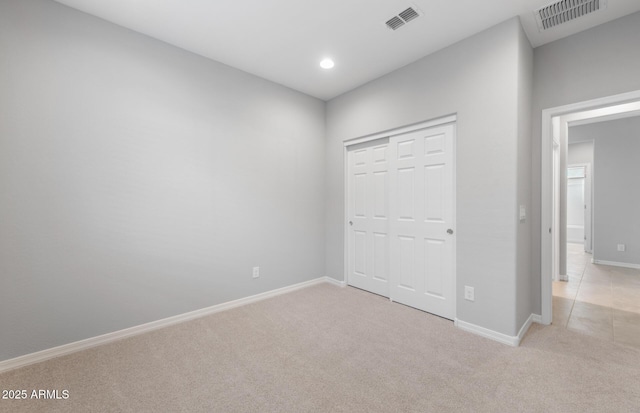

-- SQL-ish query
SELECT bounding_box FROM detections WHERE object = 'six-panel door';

[347,139,391,298]
[388,125,455,319]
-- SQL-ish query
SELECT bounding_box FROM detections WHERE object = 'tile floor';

[553,243,640,349]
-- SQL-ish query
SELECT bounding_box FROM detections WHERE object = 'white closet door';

[346,139,390,297]
[388,124,455,320]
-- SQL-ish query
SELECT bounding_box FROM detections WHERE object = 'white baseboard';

[325,277,347,287]
[0,276,337,374]
[455,313,538,347]
[531,314,543,324]
[515,314,537,344]
[594,260,640,270]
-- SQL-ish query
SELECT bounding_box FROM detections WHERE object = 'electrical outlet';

[519,205,526,223]
[617,244,626,252]
[252,266,260,278]
[464,286,475,302]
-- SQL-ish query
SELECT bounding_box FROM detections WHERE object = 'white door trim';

[540,89,640,325]
[343,114,457,147]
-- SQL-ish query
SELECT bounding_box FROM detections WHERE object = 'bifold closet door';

[388,124,455,320]
[346,139,390,297]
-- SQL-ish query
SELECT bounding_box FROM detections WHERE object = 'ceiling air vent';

[386,7,421,30]
[535,0,608,31]
[399,7,419,23]
[386,16,405,30]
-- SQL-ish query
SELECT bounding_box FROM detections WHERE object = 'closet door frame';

[343,114,457,313]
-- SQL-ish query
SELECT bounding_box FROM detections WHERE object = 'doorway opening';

[541,91,640,345]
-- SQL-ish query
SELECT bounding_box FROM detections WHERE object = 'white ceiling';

[53,0,640,101]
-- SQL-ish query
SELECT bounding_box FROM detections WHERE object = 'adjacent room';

[553,113,640,347]
[1,0,640,411]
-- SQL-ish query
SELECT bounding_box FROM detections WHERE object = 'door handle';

[349,221,353,226]
[447,229,453,235]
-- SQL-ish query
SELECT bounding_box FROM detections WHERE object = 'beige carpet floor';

[1,283,640,413]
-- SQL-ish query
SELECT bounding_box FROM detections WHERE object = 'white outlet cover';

[464,286,475,301]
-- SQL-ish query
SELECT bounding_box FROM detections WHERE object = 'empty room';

[1,0,639,412]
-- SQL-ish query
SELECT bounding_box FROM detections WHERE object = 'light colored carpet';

[1,283,640,412]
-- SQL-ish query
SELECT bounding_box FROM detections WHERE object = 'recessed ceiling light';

[320,58,335,69]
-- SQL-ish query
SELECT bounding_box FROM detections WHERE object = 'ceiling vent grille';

[386,7,421,30]
[535,0,608,31]
[386,16,405,30]
[399,7,419,23]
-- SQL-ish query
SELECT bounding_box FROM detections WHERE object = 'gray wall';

[516,24,534,331]
[0,0,326,361]
[326,18,532,336]
[568,141,594,165]
[531,12,640,313]
[570,117,640,265]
